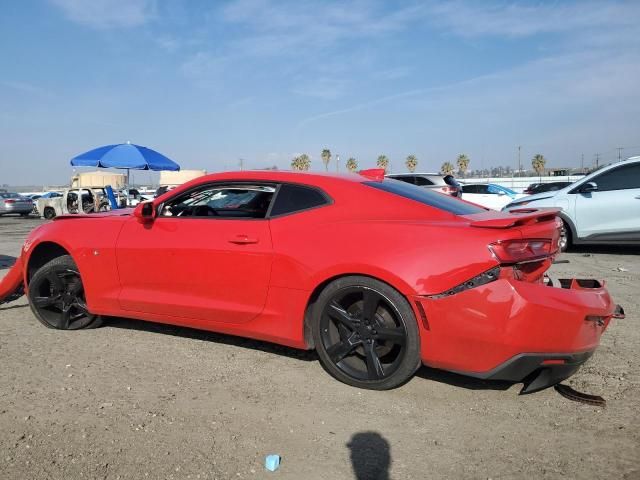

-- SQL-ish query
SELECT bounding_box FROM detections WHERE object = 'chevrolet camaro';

[0,170,623,392]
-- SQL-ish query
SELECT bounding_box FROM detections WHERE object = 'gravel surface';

[1,216,638,479]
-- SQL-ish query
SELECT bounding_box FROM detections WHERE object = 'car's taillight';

[440,186,457,195]
[489,239,555,264]
[4,199,15,204]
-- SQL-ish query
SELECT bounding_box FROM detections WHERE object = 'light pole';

[517,145,521,178]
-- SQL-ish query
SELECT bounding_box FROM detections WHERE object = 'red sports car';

[0,170,623,392]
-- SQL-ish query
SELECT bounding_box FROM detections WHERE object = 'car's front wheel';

[312,276,421,390]
[43,207,56,220]
[28,255,101,329]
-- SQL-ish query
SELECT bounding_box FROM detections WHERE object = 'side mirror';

[579,182,598,194]
[133,201,155,223]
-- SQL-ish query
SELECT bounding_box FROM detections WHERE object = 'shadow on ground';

[104,316,517,392]
[347,431,391,480]
[0,255,17,270]
[568,244,639,256]
[416,366,514,391]
[103,316,318,362]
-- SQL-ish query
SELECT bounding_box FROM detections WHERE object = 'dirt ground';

[0,216,638,480]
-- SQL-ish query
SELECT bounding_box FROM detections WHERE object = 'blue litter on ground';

[265,454,281,472]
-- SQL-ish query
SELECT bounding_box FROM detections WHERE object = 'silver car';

[0,192,33,216]
[385,173,462,197]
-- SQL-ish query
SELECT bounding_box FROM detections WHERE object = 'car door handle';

[635,195,640,199]
[228,235,259,244]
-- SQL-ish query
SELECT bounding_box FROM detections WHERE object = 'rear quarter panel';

[268,189,511,296]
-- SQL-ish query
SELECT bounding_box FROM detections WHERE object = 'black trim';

[156,180,333,221]
[452,351,594,394]
[426,267,500,299]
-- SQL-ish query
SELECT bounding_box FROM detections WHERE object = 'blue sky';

[1,0,639,185]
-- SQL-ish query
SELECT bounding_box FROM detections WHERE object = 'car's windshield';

[364,179,485,215]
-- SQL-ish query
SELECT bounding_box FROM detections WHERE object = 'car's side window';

[590,164,640,192]
[462,185,478,194]
[477,185,491,194]
[160,184,276,219]
[270,184,330,217]
[393,175,416,185]
[414,176,434,186]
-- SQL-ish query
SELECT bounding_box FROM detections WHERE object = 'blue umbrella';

[70,142,180,171]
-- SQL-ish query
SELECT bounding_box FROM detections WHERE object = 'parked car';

[461,183,526,210]
[0,192,33,216]
[504,157,640,250]
[524,181,573,195]
[0,170,622,393]
[385,173,462,197]
[28,192,63,215]
[37,188,109,219]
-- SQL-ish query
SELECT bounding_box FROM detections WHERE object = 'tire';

[312,276,421,390]
[43,207,56,220]
[28,255,102,330]
[559,220,571,252]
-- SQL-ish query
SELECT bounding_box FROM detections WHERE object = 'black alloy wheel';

[313,276,421,390]
[28,255,101,330]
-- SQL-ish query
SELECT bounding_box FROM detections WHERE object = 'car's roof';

[387,172,445,177]
[195,170,365,184]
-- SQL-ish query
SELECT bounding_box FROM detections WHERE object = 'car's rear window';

[0,193,20,199]
[364,179,485,215]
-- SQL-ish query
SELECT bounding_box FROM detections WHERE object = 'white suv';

[503,157,640,250]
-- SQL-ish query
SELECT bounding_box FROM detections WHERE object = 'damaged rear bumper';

[0,257,25,305]
[415,276,623,393]
[465,350,594,394]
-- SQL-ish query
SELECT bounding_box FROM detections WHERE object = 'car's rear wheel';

[28,255,101,330]
[312,276,421,390]
[559,220,571,252]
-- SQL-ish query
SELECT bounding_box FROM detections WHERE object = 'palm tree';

[346,157,358,173]
[531,154,546,179]
[376,155,389,172]
[321,149,331,172]
[405,154,418,173]
[440,161,455,175]
[456,154,470,177]
[291,154,311,171]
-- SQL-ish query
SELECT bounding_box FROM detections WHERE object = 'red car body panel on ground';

[0,170,621,391]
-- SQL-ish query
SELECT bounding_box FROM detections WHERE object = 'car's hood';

[53,208,133,220]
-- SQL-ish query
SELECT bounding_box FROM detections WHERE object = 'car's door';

[115,182,275,323]
[573,162,640,241]
[462,184,494,208]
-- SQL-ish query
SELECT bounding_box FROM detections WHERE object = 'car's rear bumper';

[0,206,33,214]
[414,276,622,391]
[460,350,594,394]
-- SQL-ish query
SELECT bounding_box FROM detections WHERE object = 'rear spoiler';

[465,208,561,229]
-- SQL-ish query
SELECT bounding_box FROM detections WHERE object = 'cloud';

[0,81,54,100]
[48,0,156,29]
[425,1,640,38]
